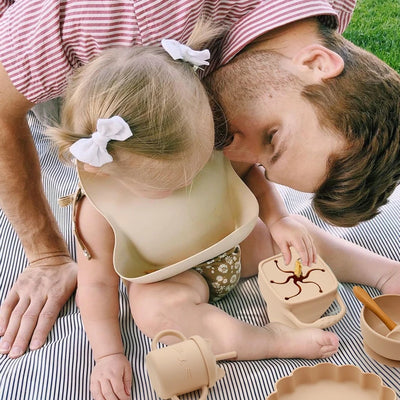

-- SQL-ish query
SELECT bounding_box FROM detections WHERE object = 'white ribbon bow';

[161,38,210,69]
[69,115,133,167]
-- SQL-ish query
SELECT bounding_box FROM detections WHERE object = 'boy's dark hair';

[305,23,400,226]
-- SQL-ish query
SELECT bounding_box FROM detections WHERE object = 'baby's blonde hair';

[47,18,222,187]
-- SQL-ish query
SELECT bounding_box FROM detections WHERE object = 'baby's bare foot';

[263,322,339,359]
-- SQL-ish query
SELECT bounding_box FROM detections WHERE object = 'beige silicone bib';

[78,151,259,283]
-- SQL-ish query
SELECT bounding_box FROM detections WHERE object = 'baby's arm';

[233,162,316,265]
[76,197,132,400]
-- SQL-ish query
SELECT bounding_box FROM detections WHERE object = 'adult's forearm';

[0,115,69,263]
[0,65,76,357]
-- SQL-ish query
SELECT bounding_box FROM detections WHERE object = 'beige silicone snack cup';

[258,248,346,329]
[146,330,236,400]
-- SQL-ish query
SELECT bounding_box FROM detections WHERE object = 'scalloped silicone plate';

[266,363,396,400]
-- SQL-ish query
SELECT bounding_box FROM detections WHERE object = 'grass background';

[342,0,400,72]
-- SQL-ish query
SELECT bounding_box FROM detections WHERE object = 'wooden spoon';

[353,286,400,340]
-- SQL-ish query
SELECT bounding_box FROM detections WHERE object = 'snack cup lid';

[259,248,338,304]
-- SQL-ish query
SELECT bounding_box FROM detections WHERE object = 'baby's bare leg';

[128,270,338,360]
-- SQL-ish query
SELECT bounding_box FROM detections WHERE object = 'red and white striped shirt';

[0,0,355,104]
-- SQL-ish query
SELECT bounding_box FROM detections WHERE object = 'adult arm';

[0,62,77,357]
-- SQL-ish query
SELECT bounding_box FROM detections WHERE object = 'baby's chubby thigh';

[127,270,210,342]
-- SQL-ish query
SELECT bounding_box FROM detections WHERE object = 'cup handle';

[171,385,209,400]
[284,292,347,329]
[151,329,187,351]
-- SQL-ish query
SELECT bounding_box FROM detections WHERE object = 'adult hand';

[269,216,317,266]
[91,353,133,400]
[0,257,77,358]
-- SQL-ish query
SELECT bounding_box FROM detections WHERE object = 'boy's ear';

[292,44,344,80]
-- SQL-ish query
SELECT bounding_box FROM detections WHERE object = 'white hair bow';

[161,38,210,69]
[69,115,133,167]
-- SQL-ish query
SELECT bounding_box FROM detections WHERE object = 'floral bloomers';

[193,246,241,302]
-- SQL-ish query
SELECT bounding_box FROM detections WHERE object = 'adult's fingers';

[16,296,63,355]
[0,290,19,336]
[0,261,77,356]
[0,296,33,356]
[29,288,75,351]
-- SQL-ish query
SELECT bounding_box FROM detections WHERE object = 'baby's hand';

[269,216,316,266]
[90,353,132,400]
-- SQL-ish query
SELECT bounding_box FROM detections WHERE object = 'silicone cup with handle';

[353,286,400,340]
[150,330,236,400]
[282,292,347,329]
[150,330,208,400]
[150,329,186,351]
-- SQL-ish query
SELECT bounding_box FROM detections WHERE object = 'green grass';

[342,0,400,72]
